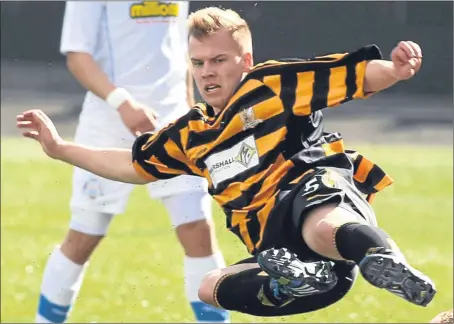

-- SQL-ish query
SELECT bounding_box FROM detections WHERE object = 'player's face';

[189,29,252,112]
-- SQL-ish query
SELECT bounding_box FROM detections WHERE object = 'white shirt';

[60,1,190,129]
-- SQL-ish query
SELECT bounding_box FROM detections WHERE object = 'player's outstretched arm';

[16,109,149,185]
[364,41,422,93]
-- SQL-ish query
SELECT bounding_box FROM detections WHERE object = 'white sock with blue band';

[184,252,230,323]
[36,247,88,323]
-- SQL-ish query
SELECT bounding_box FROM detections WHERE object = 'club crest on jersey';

[130,1,179,19]
[235,143,257,168]
[205,136,260,188]
[240,107,262,130]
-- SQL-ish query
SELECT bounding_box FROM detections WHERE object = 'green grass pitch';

[1,138,452,323]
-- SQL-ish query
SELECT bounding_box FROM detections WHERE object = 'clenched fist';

[391,41,423,80]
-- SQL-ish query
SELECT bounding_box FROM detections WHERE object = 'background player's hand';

[16,109,65,159]
[390,41,422,80]
[117,100,159,136]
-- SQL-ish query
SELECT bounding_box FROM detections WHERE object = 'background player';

[34,2,229,323]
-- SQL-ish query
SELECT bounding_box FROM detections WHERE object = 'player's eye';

[214,58,225,63]
[192,61,203,67]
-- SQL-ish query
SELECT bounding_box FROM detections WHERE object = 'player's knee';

[69,208,113,236]
[198,269,222,306]
[301,203,338,248]
[61,207,113,264]
[176,219,218,257]
[63,208,113,264]
[60,229,104,265]
[302,204,361,259]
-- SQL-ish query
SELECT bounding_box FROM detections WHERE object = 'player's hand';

[390,41,423,80]
[16,109,66,159]
[117,100,159,137]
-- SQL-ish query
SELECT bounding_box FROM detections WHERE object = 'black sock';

[215,263,357,317]
[215,268,290,316]
[334,223,394,264]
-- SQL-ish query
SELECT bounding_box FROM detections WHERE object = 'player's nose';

[201,62,215,78]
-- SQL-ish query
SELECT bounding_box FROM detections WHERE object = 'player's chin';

[202,96,227,111]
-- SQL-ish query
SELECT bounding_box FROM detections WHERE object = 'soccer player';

[18,6,436,319]
[33,2,229,323]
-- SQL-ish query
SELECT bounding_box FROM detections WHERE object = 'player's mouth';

[204,84,221,94]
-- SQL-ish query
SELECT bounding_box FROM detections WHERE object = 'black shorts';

[257,166,378,261]
[230,167,373,315]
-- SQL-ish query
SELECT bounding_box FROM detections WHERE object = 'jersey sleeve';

[132,126,200,182]
[250,45,383,117]
[60,1,105,55]
[345,149,394,195]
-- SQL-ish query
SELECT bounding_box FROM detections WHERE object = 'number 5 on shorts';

[302,177,319,196]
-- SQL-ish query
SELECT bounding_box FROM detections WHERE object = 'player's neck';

[213,106,222,115]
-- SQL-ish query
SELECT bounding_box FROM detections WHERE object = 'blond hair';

[187,7,252,53]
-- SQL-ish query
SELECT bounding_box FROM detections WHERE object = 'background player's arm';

[60,1,158,135]
[61,2,114,101]
[66,52,117,102]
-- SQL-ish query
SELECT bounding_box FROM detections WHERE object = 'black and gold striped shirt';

[132,45,394,254]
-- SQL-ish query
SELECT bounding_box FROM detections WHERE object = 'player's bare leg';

[300,203,436,306]
[60,229,103,264]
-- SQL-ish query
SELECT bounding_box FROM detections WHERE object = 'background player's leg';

[36,165,133,323]
[36,225,107,323]
[160,189,230,323]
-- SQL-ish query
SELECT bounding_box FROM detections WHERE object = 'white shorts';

[69,107,209,219]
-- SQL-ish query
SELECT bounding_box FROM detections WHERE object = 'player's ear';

[243,52,253,72]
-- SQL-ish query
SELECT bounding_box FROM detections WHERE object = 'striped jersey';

[132,44,394,253]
